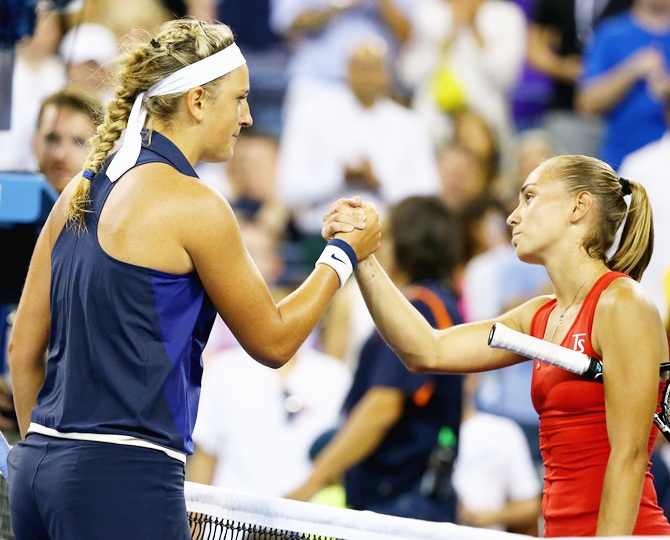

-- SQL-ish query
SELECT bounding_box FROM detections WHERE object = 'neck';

[553,263,606,312]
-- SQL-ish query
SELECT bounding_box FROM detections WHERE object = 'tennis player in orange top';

[325,154,670,536]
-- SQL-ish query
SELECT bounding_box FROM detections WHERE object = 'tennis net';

[0,477,528,540]
[185,482,526,540]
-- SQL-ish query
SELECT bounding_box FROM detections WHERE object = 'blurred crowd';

[1,0,670,535]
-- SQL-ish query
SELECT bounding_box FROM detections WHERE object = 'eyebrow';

[520,183,537,194]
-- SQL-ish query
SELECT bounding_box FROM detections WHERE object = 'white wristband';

[315,239,357,289]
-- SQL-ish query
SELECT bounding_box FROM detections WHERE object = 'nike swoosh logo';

[331,253,345,264]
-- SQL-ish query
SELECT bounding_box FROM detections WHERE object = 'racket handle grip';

[488,322,602,381]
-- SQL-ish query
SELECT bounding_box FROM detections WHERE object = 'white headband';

[106,43,246,182]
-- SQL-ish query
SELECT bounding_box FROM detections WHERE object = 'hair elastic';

[82,169,95,180]
[150,38,160,48]
[619,177,632,196]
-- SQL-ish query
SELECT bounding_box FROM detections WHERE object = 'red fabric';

[530,271,670,536]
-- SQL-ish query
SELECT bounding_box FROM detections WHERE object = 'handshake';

[317,196,382,289]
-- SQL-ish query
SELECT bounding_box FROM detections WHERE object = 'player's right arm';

[354,254,545,374]
[184,187,379,370]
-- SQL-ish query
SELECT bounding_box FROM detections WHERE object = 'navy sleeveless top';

[31,131,217,455]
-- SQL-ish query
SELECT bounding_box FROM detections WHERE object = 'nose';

[506,205,520,227]
[241,102,253,128]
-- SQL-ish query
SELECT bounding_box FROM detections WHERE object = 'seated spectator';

[618,78,670,331]
[270,0,412,119]
[527,0,631,158]
[435,142,488,214]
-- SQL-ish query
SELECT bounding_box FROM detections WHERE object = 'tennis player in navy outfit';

[7,18,380,539]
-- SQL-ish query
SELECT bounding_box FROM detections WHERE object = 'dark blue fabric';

[8,434,189,539]
[217,0,280,51]
[31,130,216,455]
[0,0,37,49]
[343,280,463,521]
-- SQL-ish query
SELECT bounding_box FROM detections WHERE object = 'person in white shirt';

[452,374,542,534]
[188,343,352,497]
[277,36,440,240]
[269,0,412,117]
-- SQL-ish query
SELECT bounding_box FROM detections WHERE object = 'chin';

[516,251,542,265]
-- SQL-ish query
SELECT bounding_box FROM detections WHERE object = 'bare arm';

[592,280,667,535]
[188,192,379,369]
[459,497,541,533]
[576,47,666,116]
[288,1,360,37]
[353,255,543,374]
[527,23,581,84]
[186,446,217,485]
[8,187,72,437]
[378,0,411,43]
[284,386,404,501]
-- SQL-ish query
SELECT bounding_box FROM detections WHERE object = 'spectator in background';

[187,217,352,497]
[618,76,670,331]
[286,195,464,524]
[277,37,440,266]
[527,0,632,158]
[0,8,66,171]
[576,0,670,170]
[514,126,563,180]
[58,22,118,105]
[269,0,412,119]
[435,143,488,214]
[459,193,550,468]
[398,0,527,167]
[453,374,542,535]
[32,88,104,194]
[451,107,505,199]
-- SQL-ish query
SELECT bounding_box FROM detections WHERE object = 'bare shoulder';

[593,274,665,355]
[596,275,658,320]
[133,163,238,241]
[99,163,240,274]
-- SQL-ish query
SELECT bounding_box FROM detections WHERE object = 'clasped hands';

[322,196,381,263]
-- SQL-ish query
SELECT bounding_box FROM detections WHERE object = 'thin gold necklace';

[547,268,602,343]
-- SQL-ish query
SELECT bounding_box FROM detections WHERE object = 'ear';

[185,87,207,122]
[569,190,593,223]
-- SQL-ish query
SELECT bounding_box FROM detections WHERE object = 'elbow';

[403,354,438,375]
[248,342,297,370]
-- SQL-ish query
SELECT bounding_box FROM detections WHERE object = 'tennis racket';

[487,322,670,442]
